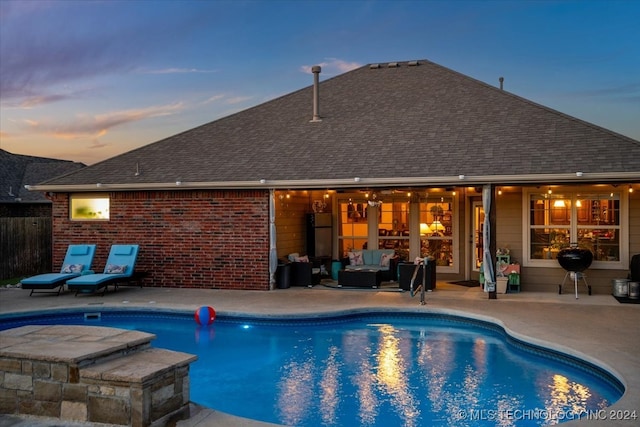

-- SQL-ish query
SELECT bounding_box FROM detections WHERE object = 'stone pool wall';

[0,325,197,426]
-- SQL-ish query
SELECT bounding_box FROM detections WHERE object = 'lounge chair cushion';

[21,244,97,294]
[66,245,139,292]
[21,272,79,285]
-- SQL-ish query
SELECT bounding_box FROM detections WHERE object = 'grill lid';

[557,244,593,272]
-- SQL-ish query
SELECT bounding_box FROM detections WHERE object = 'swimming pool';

[0,309,624,426]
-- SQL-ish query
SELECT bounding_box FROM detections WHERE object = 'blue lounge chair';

[66,244,140,296]
[20,244,97,296]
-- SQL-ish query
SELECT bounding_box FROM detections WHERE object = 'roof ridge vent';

[408,61,419,66]
[387,62,399,68]
[369,63,380,69]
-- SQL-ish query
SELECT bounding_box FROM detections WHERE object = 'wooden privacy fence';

[0,217,52,280]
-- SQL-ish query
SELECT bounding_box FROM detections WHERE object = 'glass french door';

[472,201,485,272]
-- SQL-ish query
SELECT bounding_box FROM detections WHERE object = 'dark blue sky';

[1,0,638,164]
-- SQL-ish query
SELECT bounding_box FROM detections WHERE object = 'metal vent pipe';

[311,65,322,122]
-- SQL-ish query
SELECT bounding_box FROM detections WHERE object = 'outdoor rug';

[448,280,481,288]
[613,295,640,304]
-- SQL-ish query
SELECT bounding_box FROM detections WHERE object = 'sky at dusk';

[1,0,639,166]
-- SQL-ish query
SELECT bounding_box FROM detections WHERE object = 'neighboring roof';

[36,59,640,191]
[0,149,85,202]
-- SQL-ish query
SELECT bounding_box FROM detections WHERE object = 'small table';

[338,269,382,288]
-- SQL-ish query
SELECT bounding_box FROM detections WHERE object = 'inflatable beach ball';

[194,306,216,325]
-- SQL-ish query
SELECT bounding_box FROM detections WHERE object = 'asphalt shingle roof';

[41,59,640,188]
[1,149,85,202]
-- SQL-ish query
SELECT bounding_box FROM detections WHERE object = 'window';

[576,194,621,262]
[338,198,368,254]
[70,195,110,220]
[378,199,409,258]
[419,196,454,267]
[527,190,623,267]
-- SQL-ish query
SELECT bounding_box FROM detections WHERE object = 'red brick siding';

[51,190,271,290]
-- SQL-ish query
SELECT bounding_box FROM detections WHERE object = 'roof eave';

[25,172,640,193]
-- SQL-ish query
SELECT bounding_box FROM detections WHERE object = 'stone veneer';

[0,325,196,426]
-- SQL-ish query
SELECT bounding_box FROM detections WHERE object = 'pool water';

[0,310,623,427]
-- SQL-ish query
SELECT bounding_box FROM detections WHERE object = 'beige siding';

[496,190,523,264]
[275,191,309,259]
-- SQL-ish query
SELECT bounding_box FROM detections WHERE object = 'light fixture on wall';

[498,188,502,195]
[367,193,382,207]
[629,185,634,193]
[576,199,582,207]
[553,199,566,207]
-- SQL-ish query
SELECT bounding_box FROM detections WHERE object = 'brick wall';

[51,190,271,290]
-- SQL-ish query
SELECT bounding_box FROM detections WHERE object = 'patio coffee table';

[338,269,382,288]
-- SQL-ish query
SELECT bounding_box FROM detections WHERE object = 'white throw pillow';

[348,251,363,266]
[380,253,393,267]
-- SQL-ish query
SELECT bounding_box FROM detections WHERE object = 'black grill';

[557,247,593,273]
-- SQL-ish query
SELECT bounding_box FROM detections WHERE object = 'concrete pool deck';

[0,281,639,426]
